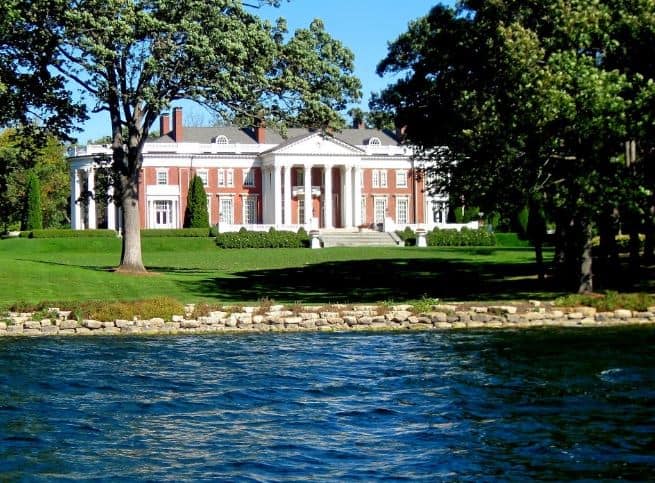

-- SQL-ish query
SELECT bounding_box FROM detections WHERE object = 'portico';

[261,133,365,229]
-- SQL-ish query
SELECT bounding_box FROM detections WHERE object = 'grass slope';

[0,237,563,307]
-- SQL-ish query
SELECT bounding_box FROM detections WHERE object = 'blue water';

[1,329,654,481]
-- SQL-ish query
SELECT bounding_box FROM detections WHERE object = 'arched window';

[214,135,229,144]
[368,137,381,146]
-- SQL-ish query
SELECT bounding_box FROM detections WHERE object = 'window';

[218,169,234,187]
[243,169,256,187]
[157,169,168,185]
[219,197,233,224]
[374,197,387,224]
[296,169,304,186]
[214,135,229,144]
[396,197,409,225]
[380,170,388,188]
[372,170,387,188]
[298,198,305,224]
[197,170,208,186]
[396,170,408,188]
[368,137,381,146]
[244,196,257,224]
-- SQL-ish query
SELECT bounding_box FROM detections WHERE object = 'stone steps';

[319,230,399,247]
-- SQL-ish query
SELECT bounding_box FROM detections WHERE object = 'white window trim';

[396,196,409,225]
[218,169,225,187]
[242,194,258,224]
[396,170,408,188]
[218,194,234,224]
[226,169,234,188]
[156,169,168,185]
[243,168,256,187]
[214,135,229,144]
[380,170,388,188]
[197,169,209,186]
[372,170,380,189]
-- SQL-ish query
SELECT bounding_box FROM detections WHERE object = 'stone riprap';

[1,303,655,337]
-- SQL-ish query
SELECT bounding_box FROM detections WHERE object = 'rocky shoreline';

[2,302,655,337]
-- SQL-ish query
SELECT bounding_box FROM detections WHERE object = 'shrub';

[427,227,496,247]
[21,229,117,238]
[395,226,416,246]
[140,228,214,237]
[77,297,185,321]
[494,233,531,248]
[184,175,209,228]
[23,173,43,230]
[216,229,309,248]
[554,291,655,312]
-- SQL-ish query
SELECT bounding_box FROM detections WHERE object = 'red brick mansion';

[68,108,458,233]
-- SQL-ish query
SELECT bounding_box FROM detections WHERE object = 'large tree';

[373,1,653,293]
[0,0,84,134]
[41,0,360,272]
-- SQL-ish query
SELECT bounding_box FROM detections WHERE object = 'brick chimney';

[172,107,183,142]
[254,118,266,144]
[353,118,364,129]
[159,113,170,137]
[395,124,407,142]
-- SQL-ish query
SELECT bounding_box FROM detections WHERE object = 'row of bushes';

[17,228,218,238]
[216,228,309,248]
[396,227,496,247]
[20,229,117,238]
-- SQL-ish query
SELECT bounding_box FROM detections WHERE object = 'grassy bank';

[0,236,567,307]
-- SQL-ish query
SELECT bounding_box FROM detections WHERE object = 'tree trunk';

[578,221,593,294]
[117,171,146,273]
[534,240,545,282]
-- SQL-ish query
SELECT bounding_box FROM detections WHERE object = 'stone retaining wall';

[2,302,655,337]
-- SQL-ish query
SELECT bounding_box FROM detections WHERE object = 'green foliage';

[396,227,495,247]
[554,291,655,312]
[453,205,480,224]
[516,205,529,238]
[20,229,116,238]
[184,175,209,228]
[140,228,214,238]
[426,227,496,247]
[0,129,69,231]
[76,297,185,322]
[216,230,309,248]
[494,233,531,248]
[395,226,416,246]
[23,172,43,230]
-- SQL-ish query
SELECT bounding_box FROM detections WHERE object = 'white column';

[283,164,292,226]
[273,164,282,226]
[107,185,116,230]
[87,168,96,229]
[323,164,333,229]
[343,165,353,228]
[353,166,362,227]
[303,163,312,225]
[70,168,81,230]
[261,167,270,224]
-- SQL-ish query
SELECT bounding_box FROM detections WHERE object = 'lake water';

[1,329,654,481]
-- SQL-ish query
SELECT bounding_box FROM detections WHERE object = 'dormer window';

[214,135,229,144]
[368,137,381,146]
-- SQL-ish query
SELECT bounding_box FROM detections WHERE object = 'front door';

[154,200,174,228]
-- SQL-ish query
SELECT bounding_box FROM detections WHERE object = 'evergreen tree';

[23,172,43,230]
[184,175,209,228]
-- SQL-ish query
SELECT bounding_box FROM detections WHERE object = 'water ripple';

[0,329,654,480]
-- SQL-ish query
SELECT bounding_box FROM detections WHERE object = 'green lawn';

[0,236,567,307]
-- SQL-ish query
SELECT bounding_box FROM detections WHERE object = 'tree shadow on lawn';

[177,257,564,303]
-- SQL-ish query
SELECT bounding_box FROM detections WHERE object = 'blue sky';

[77,1,453,143]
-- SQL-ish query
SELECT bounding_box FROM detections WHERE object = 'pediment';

[264,133,364,156]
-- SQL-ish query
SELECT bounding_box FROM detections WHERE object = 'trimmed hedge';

[395,227,496,247]
[216,229,309,248]
[21,229,117,238]
[141,228,216,238]
[427,227,495,246]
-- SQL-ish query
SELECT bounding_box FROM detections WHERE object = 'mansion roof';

[151,126,401,147]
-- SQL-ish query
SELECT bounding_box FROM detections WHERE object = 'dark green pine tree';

[23,172,43,230]
[184,175,209,228]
